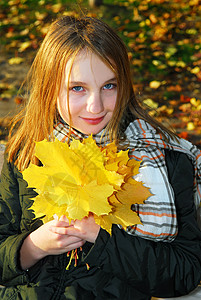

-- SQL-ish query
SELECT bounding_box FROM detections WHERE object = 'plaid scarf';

[53,118,201,242]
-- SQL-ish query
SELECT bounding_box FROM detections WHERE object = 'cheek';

[68,100,83,116]
[107,94,117,111]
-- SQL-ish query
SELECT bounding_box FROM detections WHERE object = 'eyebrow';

[104,77,117,84]
[69,77,117,86]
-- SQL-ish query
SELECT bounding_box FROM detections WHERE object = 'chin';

[79,127,105,135]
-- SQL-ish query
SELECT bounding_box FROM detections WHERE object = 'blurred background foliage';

[0,0,201,147]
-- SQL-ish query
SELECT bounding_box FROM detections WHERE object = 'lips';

[81,116,105,125]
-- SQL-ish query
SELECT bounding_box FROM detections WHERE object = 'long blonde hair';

[7,15,176,171]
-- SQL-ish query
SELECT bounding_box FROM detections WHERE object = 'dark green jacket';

[0,150,201,300]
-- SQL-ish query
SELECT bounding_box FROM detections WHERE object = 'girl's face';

[57,50,117,135]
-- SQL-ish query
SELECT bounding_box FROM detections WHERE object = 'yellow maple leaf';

[104,181,151,232]
[127,158,141,176]
[116,181,152,205]
[66,181,113,219]
[103,142,129,168]
[94,213,117,234]
[70,136,123,188]
[32,194,68,223]
[23,138,124,222]
[22,137,151,234]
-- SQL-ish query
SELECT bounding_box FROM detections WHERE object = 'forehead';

[64,50,116,82]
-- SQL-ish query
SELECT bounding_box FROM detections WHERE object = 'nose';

[86,92,104,114]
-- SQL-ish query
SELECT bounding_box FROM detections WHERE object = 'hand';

[49,213,100,244]
[20,215,85,270]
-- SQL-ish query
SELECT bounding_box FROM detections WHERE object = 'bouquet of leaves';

[23,136,151,234]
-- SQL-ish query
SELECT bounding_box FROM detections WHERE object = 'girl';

[0,16,201,300]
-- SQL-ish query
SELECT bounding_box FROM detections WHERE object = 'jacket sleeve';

[0,156,35,286]
[82,151,201,298]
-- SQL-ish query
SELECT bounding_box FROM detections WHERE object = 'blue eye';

[103,83,116,90]
[72,86,84,92]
